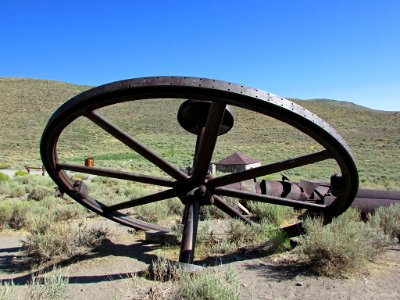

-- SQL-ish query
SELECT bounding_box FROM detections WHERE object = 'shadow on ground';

[1,234,313,285]
[241,259,314,281]
[0,238,161,285]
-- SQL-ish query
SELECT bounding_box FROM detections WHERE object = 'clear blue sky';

[1,0,399,111]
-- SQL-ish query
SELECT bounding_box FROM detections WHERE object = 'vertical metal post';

[179,192,201,263]
[193,126,205,169]
[178,124,206,264]
[181,125,205,225]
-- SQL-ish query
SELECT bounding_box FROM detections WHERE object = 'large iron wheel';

[40,76,358,264]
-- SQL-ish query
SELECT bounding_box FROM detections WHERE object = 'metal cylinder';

[84,157,94,167]
[351,189,400,214]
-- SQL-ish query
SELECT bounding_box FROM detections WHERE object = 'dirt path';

[1,226,400,300]
[233,248,400,299]
[0,169,46,177]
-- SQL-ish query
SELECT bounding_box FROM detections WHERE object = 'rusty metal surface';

[179,191,200,264]
[352,189,400,213]
[352,198,399,213]
[41,76,360,263]
[178,99,234,135]
[256,180,400,214]
[356,189,400,200]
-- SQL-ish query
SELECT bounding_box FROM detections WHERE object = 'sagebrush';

[299,209,395,277]
[23,220,108,261]
[368,204,400,241]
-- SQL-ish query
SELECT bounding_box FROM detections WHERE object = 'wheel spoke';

[213,195,254,225]
[107,188,178,211]
[208,150,332,188]
[214,187,326,210]
[57,163,176,187]
[192,102,227,181]
[179,198,200,264]
[107,211,170,232]
[86,111,188,181]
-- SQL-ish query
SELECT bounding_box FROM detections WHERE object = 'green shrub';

[246,201,293,226]
[0,163,11,169]
[299,209,395,277]
[15,175,54,187]
[200,205,227,220]
[90,176,119,187]
[122,185,144,198]
[167,198,183,216]
[0,199,79,231]
[210,219,289,255]
[0,172,9,182]
[135,201,169,223]
[14,170,29,177]
[171,222,184,244]
[27,186,52,201]
[1,180,28,198]
[228,219,289,249]
[23,221,108,261]
[368,204,400,241]
[149,256,182,282]
[175,267,240,300]
[27,210,55,233]
[9,184,26,198]
[200,197,239,220]
[27,266,69,300]
[148,258,240,300]
[0,200,43,230]
[172,220,214,245]
[0,280,15,300]
[0,202,13,229]
[9,201,30,229]
[0,182,9,195]
[51,203,85,222]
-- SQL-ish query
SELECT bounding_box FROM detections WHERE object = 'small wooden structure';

[215,152,261,173]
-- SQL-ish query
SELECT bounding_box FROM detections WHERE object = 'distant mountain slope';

[0,78,91,167]
[300,98,373,110]
[0,77,398,190]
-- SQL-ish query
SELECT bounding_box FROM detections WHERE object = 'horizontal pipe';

[223,180,400,214]
[356,189,400,200]
[352,197,400,214]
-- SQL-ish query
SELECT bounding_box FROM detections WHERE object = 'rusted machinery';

[229,178,400,218]
[40,76,396,264]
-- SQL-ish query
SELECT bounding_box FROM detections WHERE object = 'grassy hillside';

[296,98,399,189]
[0,77,398,190]
[0,78,91,167]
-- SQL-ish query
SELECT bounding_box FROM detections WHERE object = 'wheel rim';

[40,76,358,263]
